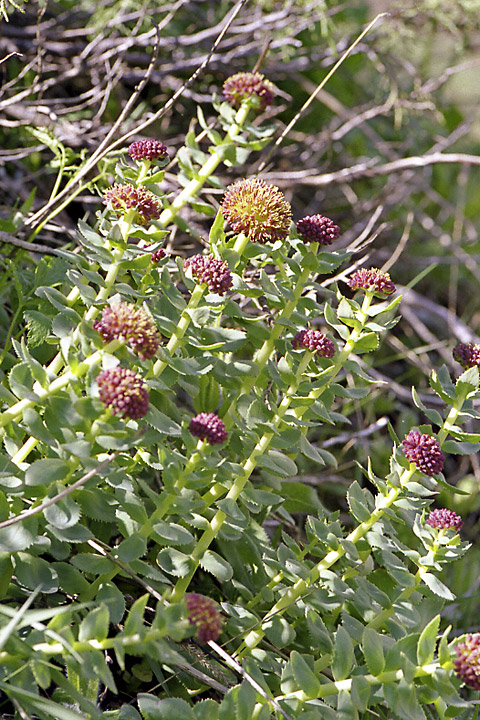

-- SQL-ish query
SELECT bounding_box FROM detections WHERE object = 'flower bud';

[185,593,223,644]
[426,508,463,531]
[184,255,232,295]
[221,178,291,245]
[454,634,480,690]
[93,302,160,360]
[128,139,169,161]
[296,215,340,245]
[223,72,274,110]
[189,412,227,445]
[97,367,149,419]
[151,248,166,263]
[402,430,444,476]
[292,329,335,358]
[453,342,480,369]
[104,183,162,225]
[348,268,396,297]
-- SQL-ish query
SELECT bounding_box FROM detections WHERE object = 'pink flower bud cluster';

[426,508,463,531]
[292,329,335,358]
[221,178,291,245]
[185,593,223,643]
[402,430,444,476]
[223,72,274,110]
[151,248,166,263]
[94,302,160,360]
[296,215,340,245]
[189,413,227,445]
[97,367,149,420]
[184,255,232,295]
[454,634,480,690]
[128,139,169,161]
[103,183,162,225]
[348,268,396,297]
[453,342,480,369]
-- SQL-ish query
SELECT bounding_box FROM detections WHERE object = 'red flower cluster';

[453,342,480,369]
[184,255,232,295]
[221,178,291,245]
[292,329,335,358]
[97,367,149,419]
[185,593,223,644]
[296,215,340,245]
[189,413,227,445]
[426,508,463,531]
[348,268,396,297]
[151,248,166,263]
[104,183,162,225]
[94,302,160,360]
[454,634,480,690]
[402,430,444,476]
[128,139,168,161]
[223,72,274,110]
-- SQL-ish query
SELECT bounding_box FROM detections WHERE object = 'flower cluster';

[292,329,335,358]
[185,593,223,644]
[128,139,169,161]
[348,268,396,297]
[402,430,444,476]
[151,248,166,263]
[426,508,463,531]
[184,254,232,295]
[223,72,274,110]
[221,178,291,245]
[93,302,160,360]
[296,215,340,245]
[189,413,227,445]
[454,634,480,690]
[104,183,162,225]
[97,367,149,420]
[453,342,480,369]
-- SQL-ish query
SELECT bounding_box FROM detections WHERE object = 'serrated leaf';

[264,615,295,648]
[257,450,297,477]
[156,547,194,577]
[24,310,51,347]
[290,651,321,698]
[152,521,194,546]
[417,614,440,666]
[332,626,354,681]
[14,553,58,593]
[347,481,371,522]
[421,572,455,600]
[44,495,81,529]
[138,695,195,720]
[79,604,109,642]
[25,459,70,487]
[362,628,385,676]
[199,550,233,581]
[115,533,147,562]
[353,331,378,354]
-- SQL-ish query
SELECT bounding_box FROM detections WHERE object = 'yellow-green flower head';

[221,178,291,245]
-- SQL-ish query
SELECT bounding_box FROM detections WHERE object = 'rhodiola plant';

[1,70,480,720]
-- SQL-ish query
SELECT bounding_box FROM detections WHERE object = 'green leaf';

[264,615,295,648]
[199,550,233,581]
[24,310,51,347]
[337,689,358,720]
[79,604,110,642]
[96,581,126,624]
[52,562,89,595]
[138,695,195,720]
[456,366,479,392]
[332,626,354,681]
[421,572,455,600]
[152,521,194,546]
[116,533,147,561]
[384,679,427,720]
[347,482,372,523]
[193,699,220,720]
[257,450,297,477]
[290,651,321,698]
[14,552,59,593]
[352,331,378,354]
[25,458,70,487]
[417,615,440,666]
[362,628,385,676]
[306,609,333,653]
[0,520,37,552]
[156,548,194,577]
[44,495,81,529]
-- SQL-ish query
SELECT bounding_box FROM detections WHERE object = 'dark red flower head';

[189,413,227,445]
[185,593,223,644]
[402,430,444,476]
[348,268,396,297]
[221,178,291,245]
[453,343,480,369]
[94,302,160,360]
[128,139,169,161]
[223,72,274,110]
[104,183,162,225]
[296,215,340,245]
[454,634,480,690]
[292,329,335,358]
[97,367,149,420]
[184,255,232,295]
[151,248,166,263]
[426,508,463,531]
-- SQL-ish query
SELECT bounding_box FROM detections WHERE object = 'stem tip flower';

[184,254,232,295]
[426,508,463,531]
[453,342,480,369]
[454,634,480,690]
[292,329,335,358]
[189,413,227,445]
[348,268,396,297]
[223,72,274,110]
[402,430,444,476]
[128,139,169,161]
[104,183,162,225]
[97,367,149,420]
[221,178,291,245]
[296,215,340,245]
[185,593,223,644]
[93,302,160,360]
[151,248,166,263]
